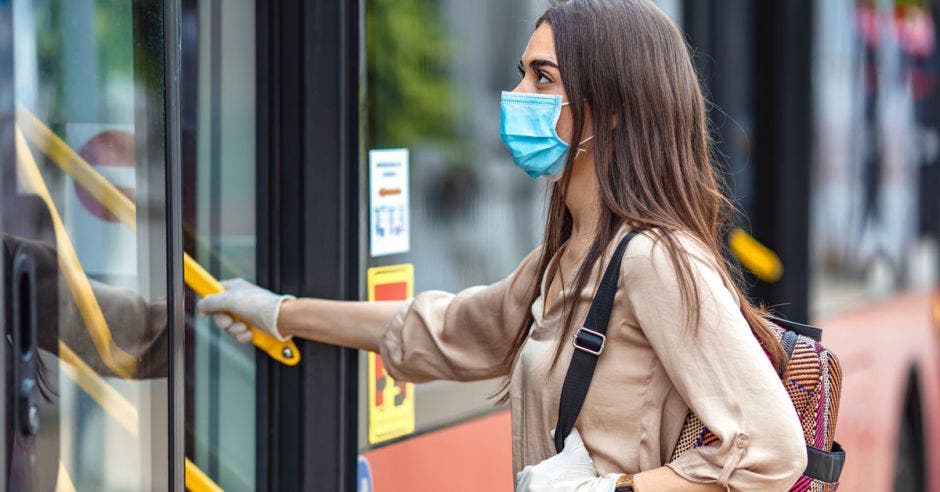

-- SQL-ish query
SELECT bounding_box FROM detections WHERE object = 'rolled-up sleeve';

[622,234,807,491]
[379,248,542,383]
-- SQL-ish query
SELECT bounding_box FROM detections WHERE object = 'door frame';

[256,0,363,490]
[160,0,186,487]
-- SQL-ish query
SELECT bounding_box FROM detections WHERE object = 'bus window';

[810,0,940,316]
[182,0,259,489]
[361,0,548,449]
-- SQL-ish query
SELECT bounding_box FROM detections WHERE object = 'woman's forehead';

[521,22,557,64]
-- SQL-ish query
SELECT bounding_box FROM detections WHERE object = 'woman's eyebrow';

[528,58,560,70]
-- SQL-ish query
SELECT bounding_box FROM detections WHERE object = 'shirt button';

[736,435,749,448]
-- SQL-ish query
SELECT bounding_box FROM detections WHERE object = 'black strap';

[781,330,799,359]
[554,231,638,452]
[769,315,823,342]
[804,442,845,483]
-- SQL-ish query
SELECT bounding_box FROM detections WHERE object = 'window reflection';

[8,0,172,489]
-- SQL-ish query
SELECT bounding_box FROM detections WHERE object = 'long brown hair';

[496,0,785,401]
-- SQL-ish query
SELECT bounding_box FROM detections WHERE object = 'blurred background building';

[0,0,939,491]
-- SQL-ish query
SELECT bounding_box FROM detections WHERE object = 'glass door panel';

[4,0,175,489]
[182,0,258,490]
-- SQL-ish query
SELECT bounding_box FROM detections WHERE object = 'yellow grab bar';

[185,458,224,492]
[59,342,223,492]
[729,228,784,283]
[185,257,300,365]
[17,105,300,366]
[15,127,137,378]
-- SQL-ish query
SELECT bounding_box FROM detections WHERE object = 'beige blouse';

[379,228,807,490]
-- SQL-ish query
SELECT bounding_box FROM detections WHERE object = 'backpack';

[553,232,846,490]
[669,317,845,490]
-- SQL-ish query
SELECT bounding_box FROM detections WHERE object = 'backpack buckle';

[573,327,606,356]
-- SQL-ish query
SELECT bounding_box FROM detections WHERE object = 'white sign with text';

[369,148,410,257]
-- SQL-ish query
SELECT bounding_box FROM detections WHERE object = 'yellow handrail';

[17,105,300,366]
[184,256,300,365]
[60,342,223,492]
[15,127,137,378]
[729,228,784,283]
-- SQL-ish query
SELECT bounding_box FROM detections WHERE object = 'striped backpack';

[670,317,846,491]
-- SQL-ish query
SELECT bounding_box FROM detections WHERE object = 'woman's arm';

[517,430,723,492]
[278,298,404,352]
[196,279,403,352]
[622,235,806,489]
[632,467,723,491]
[201,247,543,383]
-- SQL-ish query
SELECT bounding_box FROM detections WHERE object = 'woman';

[198,0,807,490]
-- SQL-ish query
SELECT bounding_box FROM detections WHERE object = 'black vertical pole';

[751,1,813,321]
[256,0,362,490]
[179,0,198,463]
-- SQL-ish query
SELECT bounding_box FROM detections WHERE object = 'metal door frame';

[256,0,363,490]
[161,0,186,487]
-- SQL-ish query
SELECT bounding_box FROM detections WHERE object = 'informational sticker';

[368,149,410,257]
[367,264,415,444]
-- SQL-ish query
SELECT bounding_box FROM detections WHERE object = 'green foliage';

[94,0,134,81]
[23,0,135,125]
[367,0,457,148]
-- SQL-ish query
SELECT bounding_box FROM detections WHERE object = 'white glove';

[196,278,293,343]
[516,429,621,492]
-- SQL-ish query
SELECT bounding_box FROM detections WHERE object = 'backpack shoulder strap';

[553,230,638,452]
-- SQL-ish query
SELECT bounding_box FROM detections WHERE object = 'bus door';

[1,0,184,489]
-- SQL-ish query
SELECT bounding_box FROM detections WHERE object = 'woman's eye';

[537,72,552,84]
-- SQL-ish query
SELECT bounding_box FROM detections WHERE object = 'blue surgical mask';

[499,91,592,180]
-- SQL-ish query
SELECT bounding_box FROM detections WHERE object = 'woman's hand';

[516,429,620,492]
[196,278,294,343]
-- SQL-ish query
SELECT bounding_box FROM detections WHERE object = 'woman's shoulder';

[618,227,729,286]
[621,228,715,266]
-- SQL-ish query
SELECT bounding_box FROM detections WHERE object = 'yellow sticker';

[367,264,415,444]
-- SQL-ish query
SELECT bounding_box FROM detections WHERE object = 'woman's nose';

[511,80,534,94]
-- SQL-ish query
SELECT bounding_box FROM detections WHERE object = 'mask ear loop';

[576,134,595,155]
[560,100,595,156]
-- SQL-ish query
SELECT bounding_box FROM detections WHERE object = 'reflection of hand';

[515,429,620,492]
[196,279,293,343]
